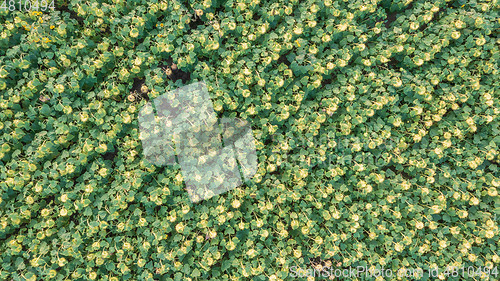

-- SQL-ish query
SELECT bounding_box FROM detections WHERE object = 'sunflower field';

[0,0,499,280]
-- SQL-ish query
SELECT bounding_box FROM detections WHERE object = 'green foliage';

[0,0,499,280]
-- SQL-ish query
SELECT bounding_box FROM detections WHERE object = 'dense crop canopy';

[0,0,499,280]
